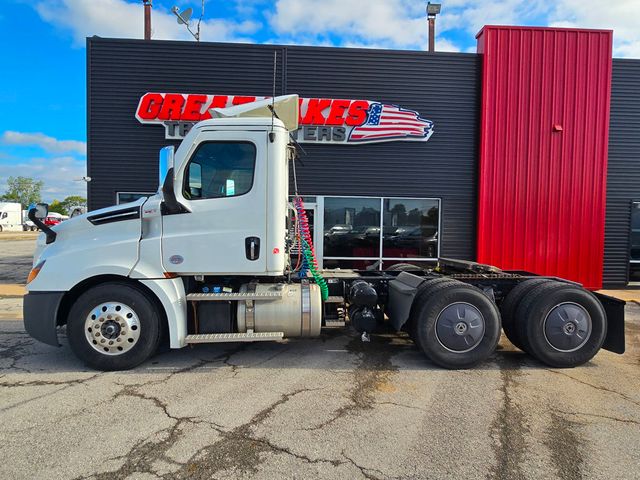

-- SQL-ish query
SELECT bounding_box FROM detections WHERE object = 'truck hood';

[32,198,147,268]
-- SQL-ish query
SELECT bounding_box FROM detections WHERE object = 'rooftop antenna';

[171,0,205,41]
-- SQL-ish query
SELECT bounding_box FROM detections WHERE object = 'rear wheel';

[500,278,553,351]
[413,283,501,369]
[516,283,606,368]
[31,226,37,231]
[67,282,162,371]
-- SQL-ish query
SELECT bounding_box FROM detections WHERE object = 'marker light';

[27,260,46,284]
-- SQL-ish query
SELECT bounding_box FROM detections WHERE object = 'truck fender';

[387,272,427,331]
[140,278,188,349]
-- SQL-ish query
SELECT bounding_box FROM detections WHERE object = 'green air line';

[302,239,329,301]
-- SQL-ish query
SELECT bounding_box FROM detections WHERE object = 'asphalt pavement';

[1,233,639,479]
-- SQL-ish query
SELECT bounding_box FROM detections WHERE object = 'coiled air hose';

[294,197,329,301]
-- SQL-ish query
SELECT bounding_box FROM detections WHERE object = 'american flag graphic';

[349,103,434,142]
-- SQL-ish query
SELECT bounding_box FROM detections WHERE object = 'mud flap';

[594,292,625,354]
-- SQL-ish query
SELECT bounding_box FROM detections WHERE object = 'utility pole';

[143,0,152,40]
[426,2,441,52]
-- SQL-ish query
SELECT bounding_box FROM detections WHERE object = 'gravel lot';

[1,233,639,479]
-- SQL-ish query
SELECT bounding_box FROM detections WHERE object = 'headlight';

[27,260,46,284]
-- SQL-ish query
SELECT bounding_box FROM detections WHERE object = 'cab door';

[161,129,267,274]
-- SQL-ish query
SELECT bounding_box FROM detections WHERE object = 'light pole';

[426,2,441,52]
[143,0,152,40]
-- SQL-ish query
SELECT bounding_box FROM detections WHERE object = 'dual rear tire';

[407,278,607,369]
[407,279,502,369]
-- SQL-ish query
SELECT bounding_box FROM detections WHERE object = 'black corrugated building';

[86,37,640,288]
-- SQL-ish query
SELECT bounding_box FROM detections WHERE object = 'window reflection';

[323,197,381,257]
[383,199,439,258]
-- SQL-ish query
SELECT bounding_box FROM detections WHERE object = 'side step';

[186,292,283,301]
[185,332,285,344]
[325,295,346,304]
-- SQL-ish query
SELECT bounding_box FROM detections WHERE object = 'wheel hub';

[84,302,140,355]
[544,302,592,352]
[435,302,485,353]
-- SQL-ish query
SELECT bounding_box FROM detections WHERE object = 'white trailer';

[22,96,626,371]
[0,202,23,232]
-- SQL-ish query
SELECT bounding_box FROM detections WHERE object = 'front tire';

[67,282,162,371]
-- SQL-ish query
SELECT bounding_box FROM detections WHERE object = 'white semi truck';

[23,96,626,371]
[0,202,23,232]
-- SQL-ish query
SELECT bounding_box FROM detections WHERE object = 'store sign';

[136,93,434,144]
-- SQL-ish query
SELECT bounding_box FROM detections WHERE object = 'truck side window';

[184,142,256,200]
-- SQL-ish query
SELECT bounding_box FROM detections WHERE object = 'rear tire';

[500,278,553,351]
[67,282,162,371]
[413,283,501,369]
[406,278,457,349]
[386,263,424,272]
[516,284,606,368]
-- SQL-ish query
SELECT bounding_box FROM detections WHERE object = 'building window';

[184,142,256,200]
[117,192,154,205]
[383,198,439,259]
[321,196,440,270]
[323,197,381,258]
[630,201,640,282]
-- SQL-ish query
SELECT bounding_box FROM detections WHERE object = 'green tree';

[1,176,43,208]
[60,195,87,214]
[48,200,65,215]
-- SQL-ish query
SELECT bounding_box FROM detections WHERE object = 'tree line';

[1,176,86,215]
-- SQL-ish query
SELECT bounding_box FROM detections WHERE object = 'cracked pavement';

[0,297,639,479]
[1,238,640,479]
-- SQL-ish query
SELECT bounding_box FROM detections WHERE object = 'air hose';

[294,197,329,301]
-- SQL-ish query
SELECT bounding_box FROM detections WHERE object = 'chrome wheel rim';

[84,302,140,355]
[435,302,485,353]
[543,302,592,352]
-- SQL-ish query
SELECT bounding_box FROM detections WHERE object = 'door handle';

[245,237,260,261]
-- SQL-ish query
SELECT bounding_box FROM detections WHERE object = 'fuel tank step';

[184,332,285,343]
[186,292,283,301]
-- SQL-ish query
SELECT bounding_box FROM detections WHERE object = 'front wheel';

[67,282,162,371]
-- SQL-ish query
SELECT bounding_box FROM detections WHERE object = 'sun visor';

[209,94,299,132]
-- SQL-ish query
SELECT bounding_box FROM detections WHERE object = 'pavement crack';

[162,387,330,478]
[552,408,640,426]
[545,369,640,408]
[306,333,398,431]
[487,353,528,480]
[342,451,394,480]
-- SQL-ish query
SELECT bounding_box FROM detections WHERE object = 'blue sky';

[1,0,638,202]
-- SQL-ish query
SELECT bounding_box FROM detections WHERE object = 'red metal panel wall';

[476,26,613,289]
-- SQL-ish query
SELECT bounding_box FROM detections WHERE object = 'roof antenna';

[269,51,277,143]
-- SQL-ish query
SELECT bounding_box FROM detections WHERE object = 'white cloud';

[2,131,86,155]
[549,0,640,58]
[269,0,440,50]
[268,0,640,58]
[35,0,261,47]
[0,156,87,202]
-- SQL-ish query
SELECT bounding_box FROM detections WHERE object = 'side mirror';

[159,146,175,187]
[161,168,190,215]
[28,203,56,244]
[34,203,48,220]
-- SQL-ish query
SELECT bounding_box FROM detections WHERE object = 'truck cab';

[22,95,626,372]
